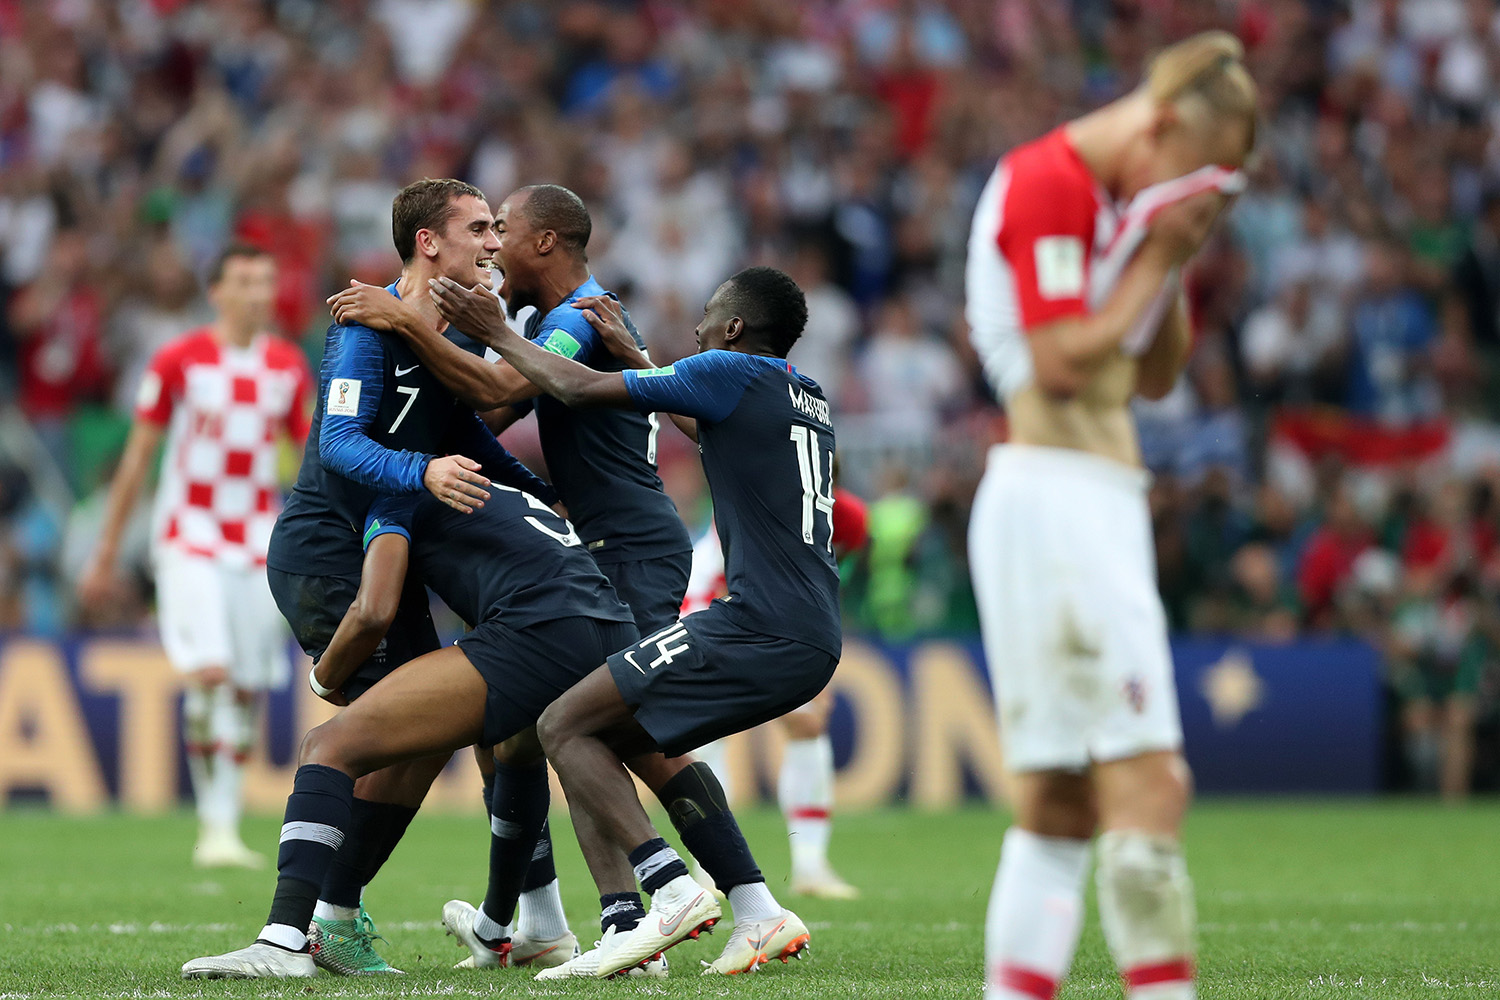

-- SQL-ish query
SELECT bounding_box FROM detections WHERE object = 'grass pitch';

[1,801,1496,998]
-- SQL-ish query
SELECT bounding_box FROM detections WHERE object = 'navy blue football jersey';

[268,285,553,576]
[363,489,635,631]
[621,350,841,655]
[518,277,691,565]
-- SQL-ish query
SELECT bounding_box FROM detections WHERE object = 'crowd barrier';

[0,633,1381,813]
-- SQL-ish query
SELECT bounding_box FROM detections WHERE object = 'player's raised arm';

[327,280,539,410]
[318,323,493,513]
[431,276,634,409]
[575,293,701,441]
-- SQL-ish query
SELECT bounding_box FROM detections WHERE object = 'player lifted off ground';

[332,186,801,976]
[429,265,836,978]
[79,245,311,869]
[685,483,869,899]
[964,32,1255,1000]
[266,178,559,975]
[179,448,637,980]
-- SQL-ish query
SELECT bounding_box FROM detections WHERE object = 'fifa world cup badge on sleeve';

[327,379,361,416]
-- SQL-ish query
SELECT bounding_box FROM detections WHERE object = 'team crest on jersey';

[327,378,361,416]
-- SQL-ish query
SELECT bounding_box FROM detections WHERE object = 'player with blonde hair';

[964,32,1256,1000]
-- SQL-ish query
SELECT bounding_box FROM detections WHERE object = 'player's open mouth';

[477,259,500,271]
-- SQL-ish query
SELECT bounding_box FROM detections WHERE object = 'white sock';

[517,879,571,941]
[779,735,834,876]
[203,687,252,831]
[182,686,216,826]
[258,922,307,951]
[1097,831,1196,1000]
[695,740,733,801]
[726,881,780,924]
[473,902,510,943]
[985,828,1090,1000]
[313,900,359,922]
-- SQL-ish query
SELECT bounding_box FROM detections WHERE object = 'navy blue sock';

[600,891,645,935]
[267,764,354,932]
[359,802,418,888]
[521,820,558,892]
[320,798,421,909]
[660,762,763,891]
[481,761,550,928]
[628,837,690,895]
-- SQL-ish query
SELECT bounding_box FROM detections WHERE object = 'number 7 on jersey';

[789,425,835,550]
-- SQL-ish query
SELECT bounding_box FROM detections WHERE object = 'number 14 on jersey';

[790,425,834,551]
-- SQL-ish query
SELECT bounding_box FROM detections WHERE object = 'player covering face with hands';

[964,31,1256,1000]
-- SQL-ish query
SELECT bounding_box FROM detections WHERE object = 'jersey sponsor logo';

[136,370,162,410]
[787,384,831,426]
[327,379,361,416]
[540,330,582,359]
[636,364,676,378]
[394,363,420,376]
[1034,235,1085,299]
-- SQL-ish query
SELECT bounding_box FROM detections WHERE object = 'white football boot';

[534,925,669,980]
[441,899,510,968]
[701,908,811,975]
[181,941,315,979]
[592,874,720,977]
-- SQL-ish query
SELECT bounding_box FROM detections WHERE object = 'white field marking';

[3,919,444,936]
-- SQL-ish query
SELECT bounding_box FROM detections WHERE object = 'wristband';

[308,664,335,699]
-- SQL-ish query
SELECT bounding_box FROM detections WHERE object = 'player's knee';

[536,703,569,756]
[298,719,344,768]
[493,728,544,767]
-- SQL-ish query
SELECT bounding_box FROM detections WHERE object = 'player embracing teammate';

[964,33,1256,1000]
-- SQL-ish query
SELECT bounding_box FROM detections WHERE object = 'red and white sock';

[985,828,1090,1000]
[1097,830,1196,1000]
[779,735,834,877]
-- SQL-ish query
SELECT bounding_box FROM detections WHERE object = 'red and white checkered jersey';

[135,328,312,567]
[964,128,1244,401]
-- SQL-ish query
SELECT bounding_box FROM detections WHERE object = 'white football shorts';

[155,547,290,690]
[968,444,1183,772]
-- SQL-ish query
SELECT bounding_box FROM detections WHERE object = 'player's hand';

[574,295,649,366]
[1144,189,1231,266]
[424,454,491,513]
[429,276,506,346]
[76,557,118,608]
[551,501,569,519]
[326,280,410,332]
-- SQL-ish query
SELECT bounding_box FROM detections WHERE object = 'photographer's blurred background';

[5,0,1500,802]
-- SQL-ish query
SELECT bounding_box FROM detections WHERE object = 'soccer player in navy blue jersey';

[264,178,562,975]
[330,186,801,977]
[182,467,639,981]
[430,265,838,979]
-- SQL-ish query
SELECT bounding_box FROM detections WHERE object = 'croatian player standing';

[964,33,1255,1000]
[79,244,311,868]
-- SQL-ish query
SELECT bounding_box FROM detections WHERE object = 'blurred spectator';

[1346,240,1440,423]
[1299,484,1375,629]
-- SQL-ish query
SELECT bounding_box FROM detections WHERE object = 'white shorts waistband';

[984,444,1151,495]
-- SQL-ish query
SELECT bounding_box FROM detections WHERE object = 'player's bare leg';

[536,666,721,978]
[1093,751,1196,1000]
[183,647,487,979]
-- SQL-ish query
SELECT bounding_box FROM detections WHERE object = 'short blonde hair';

[1145,31,1258,150]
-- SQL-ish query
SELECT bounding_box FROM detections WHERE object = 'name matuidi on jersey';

[788,384,831,426]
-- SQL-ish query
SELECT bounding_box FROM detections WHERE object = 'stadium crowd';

[3,0,1500,794]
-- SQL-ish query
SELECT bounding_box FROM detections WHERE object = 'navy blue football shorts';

[606,601,838,757]
[458,616,640,747]
[597,550,692,635]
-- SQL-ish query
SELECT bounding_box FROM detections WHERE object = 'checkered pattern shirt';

[136,328,311,567]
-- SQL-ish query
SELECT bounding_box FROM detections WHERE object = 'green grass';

[1,801,1497,998]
